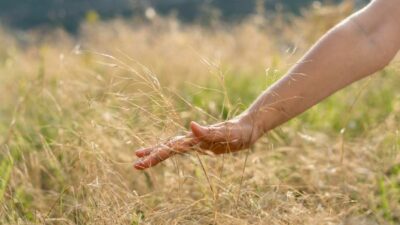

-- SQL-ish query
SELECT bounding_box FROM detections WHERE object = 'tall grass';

[0,3,399,224]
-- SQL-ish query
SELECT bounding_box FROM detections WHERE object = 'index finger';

[134,133,199,170]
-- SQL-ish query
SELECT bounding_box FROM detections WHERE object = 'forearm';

[242,0,400,136]
[135,0,400,169]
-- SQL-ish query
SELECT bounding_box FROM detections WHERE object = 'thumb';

[190,121,225,142]
[190,121,207,138]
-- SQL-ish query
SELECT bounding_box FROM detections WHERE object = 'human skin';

[134,0,400,170]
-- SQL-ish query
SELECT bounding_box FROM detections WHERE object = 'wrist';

[239,106,284,136]
[237,112,266,143]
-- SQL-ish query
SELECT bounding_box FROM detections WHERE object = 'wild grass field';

[0,3,399,225]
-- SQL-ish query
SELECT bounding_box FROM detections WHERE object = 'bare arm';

[134,0,400,170]
[245,0,400,136]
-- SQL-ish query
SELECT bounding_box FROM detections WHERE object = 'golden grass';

[0,4,399,225]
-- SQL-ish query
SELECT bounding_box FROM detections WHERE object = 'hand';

[134,115,263,170]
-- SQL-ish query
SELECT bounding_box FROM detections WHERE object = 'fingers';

[134,120,245,170]
[134,134,200,170]
[134,145,175,170]
[135,147,153,157]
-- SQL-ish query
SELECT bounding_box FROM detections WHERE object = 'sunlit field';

[1,3,399,225]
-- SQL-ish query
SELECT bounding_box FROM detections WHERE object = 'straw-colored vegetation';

[0,3,399,225]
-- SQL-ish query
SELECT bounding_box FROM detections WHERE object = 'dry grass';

[0,4,399,225]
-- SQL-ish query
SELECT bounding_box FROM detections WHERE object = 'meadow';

[0,3,399,224]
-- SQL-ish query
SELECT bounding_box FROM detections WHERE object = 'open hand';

[134,116,262,170]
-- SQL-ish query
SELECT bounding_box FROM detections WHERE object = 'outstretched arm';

[134,0,400,170]
[244,0,400,135]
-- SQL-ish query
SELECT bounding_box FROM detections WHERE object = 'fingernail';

[134,163,145,170]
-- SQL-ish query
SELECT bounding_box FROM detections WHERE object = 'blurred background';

[4,0,400,224]
[0,0,368,31]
